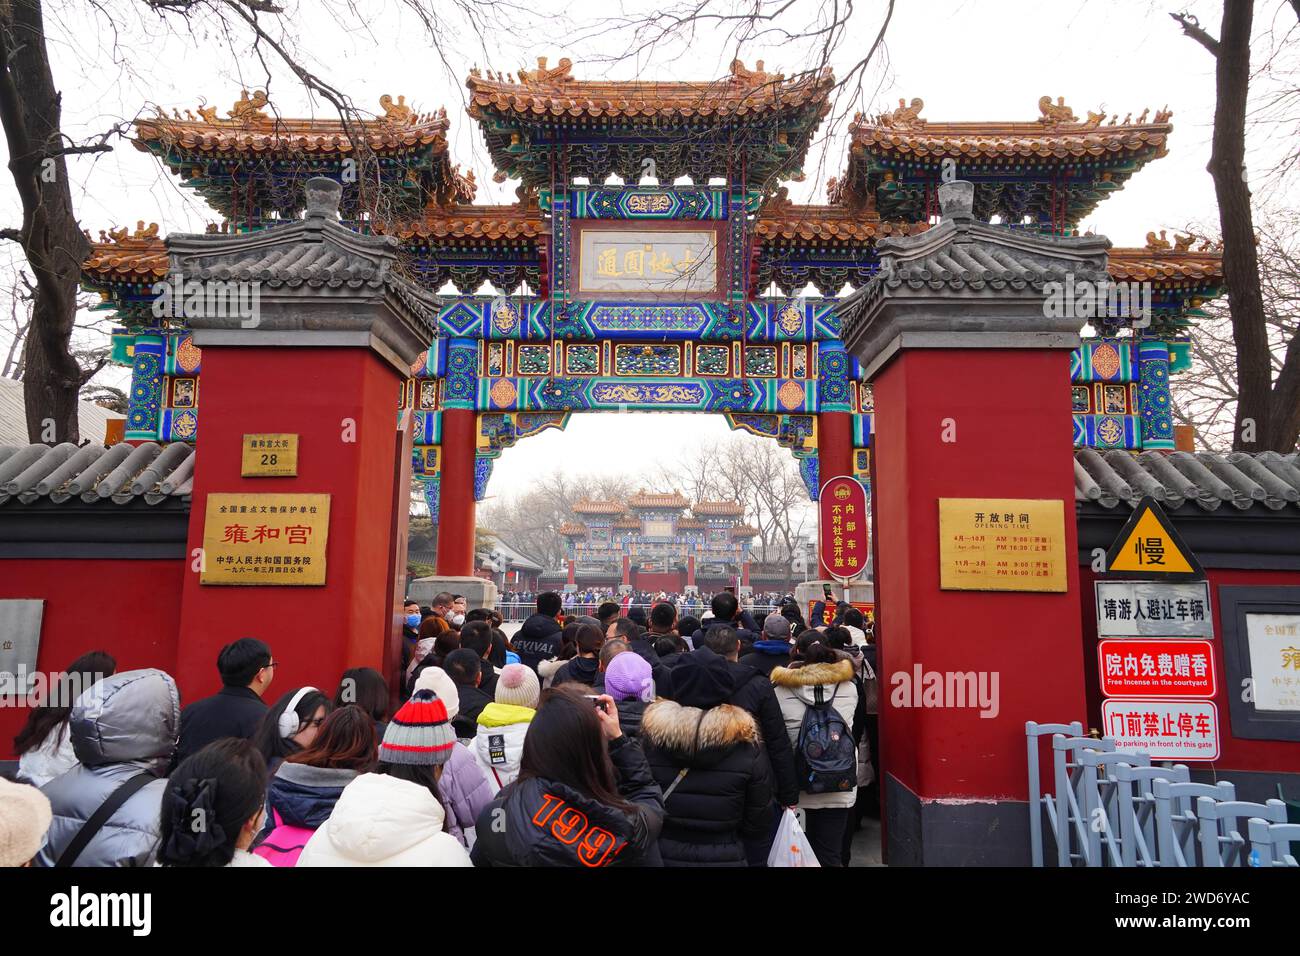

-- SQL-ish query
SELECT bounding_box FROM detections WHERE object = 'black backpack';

[794,685,856,794]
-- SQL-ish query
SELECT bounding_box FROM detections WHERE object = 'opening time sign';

[201,493,330,586]
[938,498,1067,593]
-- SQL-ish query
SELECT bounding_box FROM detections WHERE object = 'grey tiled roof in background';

[0,441,193,506]
[1076,449,1300,511]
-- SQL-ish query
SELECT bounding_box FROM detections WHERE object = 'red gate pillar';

[841,181,1101,865]
[172,179,435,702]
[685,555,695,589]
[818,410,854,491]
[567,558,576,588]
[435,407,477,576]
[622,554,632,589]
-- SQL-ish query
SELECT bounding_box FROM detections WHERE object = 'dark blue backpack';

[795,685,856,794]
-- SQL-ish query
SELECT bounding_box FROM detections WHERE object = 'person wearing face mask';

[401,599,423,676]
[431,592,455,621]
[403,600,422,639]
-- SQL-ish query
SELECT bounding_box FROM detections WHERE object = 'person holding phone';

[470,685,664,867]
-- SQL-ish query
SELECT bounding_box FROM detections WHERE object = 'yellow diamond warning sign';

[1104,496,1204,579]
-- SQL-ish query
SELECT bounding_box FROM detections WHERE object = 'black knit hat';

[669,647,736,710]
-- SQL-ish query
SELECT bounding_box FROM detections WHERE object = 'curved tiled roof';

[628,490,689,510]
[850,101,1172,162]
[755,206,928,243]
[730,524,760,538]
[612,516,642,530]
[81,234,1224,291]
[1075,449,1300,511]
[676,517,706,529]
[571,499,625,515]
[376,204,545,243]
[0,441,193,506]
[870,232,1107,294]
[693,500,745,516]
[134,98,450,157]
[467,58,833,121]
[83,235,168,281]
[557,521,588,536]
[1106,248,1223,285]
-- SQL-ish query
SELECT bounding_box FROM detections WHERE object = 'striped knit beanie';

[379,689,456,766]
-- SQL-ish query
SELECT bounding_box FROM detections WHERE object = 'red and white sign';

[1101,699,1220,761]
[819,475,869,582]
[1097,639,1216,698]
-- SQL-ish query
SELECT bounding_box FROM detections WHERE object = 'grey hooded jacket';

[35,669,180,867]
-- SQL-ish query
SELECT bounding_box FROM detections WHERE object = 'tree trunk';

[1207,1,1272,451]
[0,0,89,443]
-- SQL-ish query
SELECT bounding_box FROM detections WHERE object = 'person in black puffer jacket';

[514,592,564,674]
[551,621,604,688]
[471,685,664,867]
[739,614,795,678]
[640,647,772,867]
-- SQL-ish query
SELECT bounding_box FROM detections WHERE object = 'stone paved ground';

[850,817,884,866]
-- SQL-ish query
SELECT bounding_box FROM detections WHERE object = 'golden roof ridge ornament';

[518,56,574,85]
[1144,229,1171,251]
[379,94,415,125]
[227,89,270,124]
[729,59,783,84]
[877,97,925,129]
[102,221,160,244]
[191,89,269,125]
[1037,95,1077,127]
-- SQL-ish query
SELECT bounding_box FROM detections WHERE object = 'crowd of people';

[499,587,792,622]
[2,590,877,868]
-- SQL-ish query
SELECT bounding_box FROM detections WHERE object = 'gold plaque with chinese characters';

[938,498,1067,592]
[576,227,720,297]
[241,434,299,477]
[200,493,329,586]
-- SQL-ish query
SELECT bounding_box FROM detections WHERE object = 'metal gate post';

[1026,720,1082,867]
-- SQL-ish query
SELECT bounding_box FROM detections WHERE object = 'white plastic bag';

[767,808,820,867]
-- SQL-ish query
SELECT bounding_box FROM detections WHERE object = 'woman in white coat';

[770,632,859,867]
[298,690,471,867]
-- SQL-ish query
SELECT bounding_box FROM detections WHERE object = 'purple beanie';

[603,651,654,703]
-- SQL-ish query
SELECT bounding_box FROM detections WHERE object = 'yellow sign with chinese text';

[1105,498,1200,576]
[938,498,1067,592]
[240,434,299,477]
[200,493,329,586]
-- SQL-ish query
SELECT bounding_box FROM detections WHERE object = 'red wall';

[0,558,184,758]
[631,571,685,593]
[1079,564,1300,775]
[874,350,1088,802]
[175,346,405,705]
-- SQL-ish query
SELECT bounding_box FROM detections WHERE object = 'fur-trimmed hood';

[770,659,855,689]
[640,699,759,759]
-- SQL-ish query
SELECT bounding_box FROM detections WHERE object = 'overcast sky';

[2,0,1292,507]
